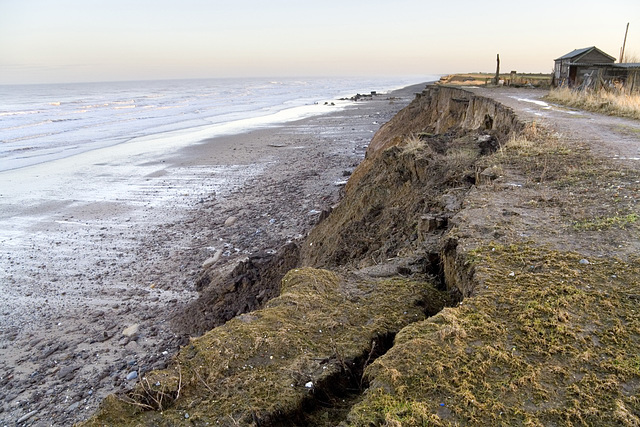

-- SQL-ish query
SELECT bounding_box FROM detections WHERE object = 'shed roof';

[555,46,616,62]
[612,63,640,69]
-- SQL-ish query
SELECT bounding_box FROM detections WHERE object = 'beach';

[0,82,425,425]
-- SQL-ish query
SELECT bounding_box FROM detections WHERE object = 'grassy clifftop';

[344,89,640,426]
[84,86,640,426]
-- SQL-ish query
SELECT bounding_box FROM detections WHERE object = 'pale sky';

[0,0,638,84]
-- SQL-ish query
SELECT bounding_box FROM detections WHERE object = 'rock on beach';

[122,324,140,338]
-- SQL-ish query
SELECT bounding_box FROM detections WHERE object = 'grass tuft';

[546,87,640,120]
[573,213,639,231]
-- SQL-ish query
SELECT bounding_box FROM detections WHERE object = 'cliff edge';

[83,86,640,426]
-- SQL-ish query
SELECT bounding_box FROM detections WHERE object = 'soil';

[464,86,640,261]
[0,83,425,426]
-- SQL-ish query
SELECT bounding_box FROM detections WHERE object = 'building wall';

[554,59,573,86]
[577,50,615,65]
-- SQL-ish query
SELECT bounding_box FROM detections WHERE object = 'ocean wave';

[52,118,82,122]
[0,110,42,117]
[80,103,110,109]
[0,76,424,171]
[2,132,55,143]
[0,119,53,132]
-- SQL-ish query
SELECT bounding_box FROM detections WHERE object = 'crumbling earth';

[85,84,640,426]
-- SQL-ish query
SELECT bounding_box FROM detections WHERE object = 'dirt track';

[469,87,640,162]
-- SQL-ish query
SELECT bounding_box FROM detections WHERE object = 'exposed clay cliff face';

[347,86,523,195]
[369,85,524,154]
[304,86,524,298]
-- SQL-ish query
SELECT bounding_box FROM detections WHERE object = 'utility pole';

[620,22,629,63]
[493,54,500,85]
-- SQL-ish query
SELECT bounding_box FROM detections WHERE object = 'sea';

[0,76,427,172]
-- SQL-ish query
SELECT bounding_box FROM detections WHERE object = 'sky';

[0,0,639,85]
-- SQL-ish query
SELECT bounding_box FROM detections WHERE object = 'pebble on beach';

[122,324,140,338]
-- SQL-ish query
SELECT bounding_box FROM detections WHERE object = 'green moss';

[573,213,638,231]
[83,268,448,426]
[344,244,640,426]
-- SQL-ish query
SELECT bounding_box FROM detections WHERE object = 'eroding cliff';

[348,85,523,192]
[83,86,525,426]
[303,85,524,299]
[84,85,640,426]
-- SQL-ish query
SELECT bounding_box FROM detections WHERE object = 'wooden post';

[493,54,500,85]
[620,22,629,63]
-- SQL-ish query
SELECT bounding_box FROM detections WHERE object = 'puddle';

[510,96,551,109]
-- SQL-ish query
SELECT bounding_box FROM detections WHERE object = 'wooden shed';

[605,63,640,92]
[553,46,616,87]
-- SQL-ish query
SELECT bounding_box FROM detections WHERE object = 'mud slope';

[85,85,640,426]
[302,85,522,275]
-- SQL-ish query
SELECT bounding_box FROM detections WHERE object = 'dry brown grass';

[546,87,640,120]
[401,134,433,156]
[438,73,551,88]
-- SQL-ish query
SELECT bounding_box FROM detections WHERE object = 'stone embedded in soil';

[224,216,238,227]
[17,410,38,424]
[125,341,140,352]
[58,365,80,381]
[122,324,139,338]
[202,249,223,269]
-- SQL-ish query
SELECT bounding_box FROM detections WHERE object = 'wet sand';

[0,83,425,425]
